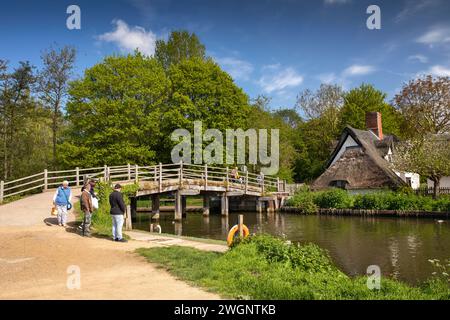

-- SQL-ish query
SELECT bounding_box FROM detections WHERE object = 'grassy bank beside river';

[137,234,450,300]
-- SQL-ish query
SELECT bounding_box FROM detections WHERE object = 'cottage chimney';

[366,112,383,140]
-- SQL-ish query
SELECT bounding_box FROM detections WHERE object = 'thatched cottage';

[312,112,420,191]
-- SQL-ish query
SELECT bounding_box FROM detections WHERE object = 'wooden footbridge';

[0,162,289,221]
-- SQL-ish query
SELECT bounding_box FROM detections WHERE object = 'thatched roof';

[312,126,406,190]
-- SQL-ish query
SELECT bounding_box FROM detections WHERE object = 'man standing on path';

[109,184,128,242]
[53,180,72,227]
[80,183,93,237]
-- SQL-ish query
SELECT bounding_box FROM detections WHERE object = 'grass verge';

[136,234,450,300]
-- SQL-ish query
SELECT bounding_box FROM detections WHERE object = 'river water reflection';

[133,212,450,285]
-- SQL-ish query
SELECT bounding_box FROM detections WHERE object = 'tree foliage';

[60,52,169,168]
[155,30,207,71]
[340,84,403,137]
[393,137,450,198]
[395,76,450,137]
[38,45,76,168]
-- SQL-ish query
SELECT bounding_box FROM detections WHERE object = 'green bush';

[286,186,318,214]
[433,196,450,212]
[313,188,353,209]
[288,188,450,213]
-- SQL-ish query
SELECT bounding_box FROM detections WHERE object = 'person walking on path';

[80,183,94,237]
[52,180,72,227]
[109,184,127,242]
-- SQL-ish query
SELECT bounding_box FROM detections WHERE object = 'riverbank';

[137,234,450,300]
[280,207,450,219]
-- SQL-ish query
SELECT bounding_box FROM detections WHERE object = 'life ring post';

[227,215,249,246]
[238,214,244,238]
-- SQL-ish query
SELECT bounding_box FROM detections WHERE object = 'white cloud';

[258,66,304,94]
[417,25,450,45]
[324,0,351,5]
[215,57,254,81]
[395,0,440,22]
[416,65,450,77]
[407,54,429,63]
[342,64,376,77]
[97,20,157,56]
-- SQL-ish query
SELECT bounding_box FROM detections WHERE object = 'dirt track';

[0,190,223,300]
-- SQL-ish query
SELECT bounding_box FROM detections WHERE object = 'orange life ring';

[227,224,250,246]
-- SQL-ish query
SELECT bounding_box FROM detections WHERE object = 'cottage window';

[330,180,348,189]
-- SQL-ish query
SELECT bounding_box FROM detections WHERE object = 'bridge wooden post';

[204,164,208,189]
[151,194,160,220]
[127,163,131,181]
[283,180,287,192]
[159,163,162,193]
[221,193,229,216]
[75,167,80,187]
[276,177,280,192]
[44,169,48,191]
[261,172,265,194]
[0,180,4,204]
[174,191,182,221]
[179,160,183,185]
[245,169,248,194]
[226,167,229,191]
[153,165,157,183]
[125,204,132,230]
[135,164,139,183]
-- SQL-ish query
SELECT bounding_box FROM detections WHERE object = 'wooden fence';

[0,162,286,203]
[414,187,450,196]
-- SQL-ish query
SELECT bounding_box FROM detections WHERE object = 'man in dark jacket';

[109,184,127,242]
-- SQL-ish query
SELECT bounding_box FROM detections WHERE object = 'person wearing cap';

[109,184,127,242]
[53,180,72,227]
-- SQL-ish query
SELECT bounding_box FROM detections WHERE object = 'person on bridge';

[80,183,94,237]
[109,184,127,243]
[52,180,72,227]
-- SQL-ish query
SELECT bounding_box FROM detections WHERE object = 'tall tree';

[297,84,344,138]
[38,45,76,168]
[155,30,206,70]
[61,52,169,168]
[340,84,403,136]
[393,136,450,198]
[395,76,450,137]
[0,61,36,179]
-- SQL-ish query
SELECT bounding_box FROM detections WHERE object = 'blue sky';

[1,0,450,109]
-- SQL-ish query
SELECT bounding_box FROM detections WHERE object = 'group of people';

[52,178,127,242]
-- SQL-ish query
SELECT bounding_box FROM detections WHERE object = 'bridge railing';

[0,162,286,203]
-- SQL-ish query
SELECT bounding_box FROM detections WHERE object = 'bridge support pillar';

[182,196,187,218]
[221,193,229,216]
[151,194,160,220]
[174,221,182,236]
[202,194,210,216]
[256,199,263,213]
[174,191,182,221]
[130,197,137,221]
[267,200,275,214]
